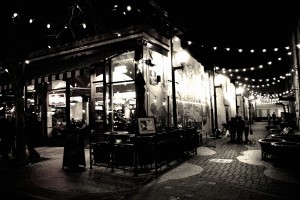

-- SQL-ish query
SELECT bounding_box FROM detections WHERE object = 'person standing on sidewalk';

[228,117,237,143]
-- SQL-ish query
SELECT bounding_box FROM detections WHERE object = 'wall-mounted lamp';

[145,59,155,67]
[156,75,161,83]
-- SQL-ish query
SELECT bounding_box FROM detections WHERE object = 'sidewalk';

[1,121,300,200]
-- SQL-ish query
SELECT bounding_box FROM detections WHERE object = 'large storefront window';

[47,76,90,140]
[110,81,136,131]
[93,53,136,133]
[47,81,67,138]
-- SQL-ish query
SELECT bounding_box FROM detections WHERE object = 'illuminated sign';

[48,93,66,107]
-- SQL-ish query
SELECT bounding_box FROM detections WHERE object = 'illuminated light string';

[9,5,292,72]
[209,44,290,54]
[10,3,136,49]
[181,39,292,72]
[183,39,292,55]
[212,54,289,74]
[232,71,293,93]
[245,90,284,102]
[222,70,293,85]
[245,89,293,104]
[234,78,295,98]
[8,5,296,100]
[180,40,296,99]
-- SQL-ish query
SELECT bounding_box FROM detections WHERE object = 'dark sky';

[1,0,299,94]
[156,1,298,47]
[155,0,300,94]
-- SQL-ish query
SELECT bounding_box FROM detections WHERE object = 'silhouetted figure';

[272,112,276,125]
[228,117,237,143]
[236,116,245,144]
[25,113,41,163]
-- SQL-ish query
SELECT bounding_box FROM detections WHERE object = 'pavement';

[0,121,300,200]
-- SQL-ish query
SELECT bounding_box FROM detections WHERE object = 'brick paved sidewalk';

[0,121,299,200]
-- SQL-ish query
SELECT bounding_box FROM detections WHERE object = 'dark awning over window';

[24,47,131,85]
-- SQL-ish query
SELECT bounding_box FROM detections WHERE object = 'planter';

[258,138,286,160]
[271,134,300,143]
[271,141,300,160]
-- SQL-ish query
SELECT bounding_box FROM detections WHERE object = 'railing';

[89,128,200,176]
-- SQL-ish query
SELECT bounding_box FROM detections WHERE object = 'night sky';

[1,0,299,94]
[156,0,299,94]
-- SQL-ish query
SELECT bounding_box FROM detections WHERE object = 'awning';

[24,47,132,85]
[279,96,296,102]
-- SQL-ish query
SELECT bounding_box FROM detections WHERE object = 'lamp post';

[235,86,244,116]
[248,94,254,123]
[213,67,222,131]
[170,37,189,128]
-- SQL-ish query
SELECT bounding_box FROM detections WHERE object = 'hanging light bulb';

[154,97,157,103]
